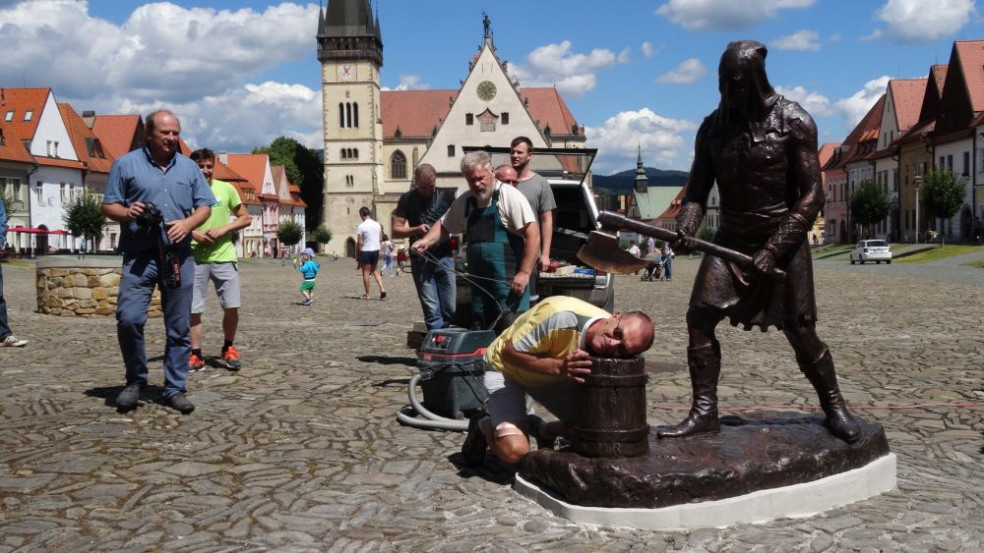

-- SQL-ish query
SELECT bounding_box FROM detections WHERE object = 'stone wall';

[36,259,161,317]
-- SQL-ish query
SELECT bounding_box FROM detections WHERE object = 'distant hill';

[593,167,688,194]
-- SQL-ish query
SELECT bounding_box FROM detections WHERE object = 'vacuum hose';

[396,373,470,431]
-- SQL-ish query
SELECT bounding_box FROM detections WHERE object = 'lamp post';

[913,175,922,244]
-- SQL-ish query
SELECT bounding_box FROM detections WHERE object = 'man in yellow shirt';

[188,149,252,371]
[462,296,654,466]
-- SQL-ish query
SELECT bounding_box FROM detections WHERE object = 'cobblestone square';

[0,254,981,552]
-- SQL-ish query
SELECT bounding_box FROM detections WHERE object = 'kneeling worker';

[462,296,655,466]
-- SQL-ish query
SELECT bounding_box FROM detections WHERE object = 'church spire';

[317,0,383,67]
[634,145,648,193]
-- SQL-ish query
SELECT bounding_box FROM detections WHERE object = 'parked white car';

[850,239,892,265]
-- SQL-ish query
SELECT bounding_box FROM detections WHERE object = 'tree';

[310,223,332,249]
[849,179,891,239]
[254,137,324,230]
[276,220,303,252]
[62,194,106,248]
[920,168,966,247]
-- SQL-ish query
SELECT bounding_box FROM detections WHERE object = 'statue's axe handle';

[596,211,786,279]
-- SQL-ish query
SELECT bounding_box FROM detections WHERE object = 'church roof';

[319,0,380,40]
[633,186,683,220]
[380,86,582,140]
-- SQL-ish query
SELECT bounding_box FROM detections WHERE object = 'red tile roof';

[888,79,927,133]
[90,114,143,159]
[224,154,269,199]
[954,40,984,112]
[34,156,85,170]
[0,122,34,164]
[817,142,841,168]
[380,86,583,140]
[931,64,948,97]
[824,94,886,170]
[0,88,50,142]
[58,103,114,174]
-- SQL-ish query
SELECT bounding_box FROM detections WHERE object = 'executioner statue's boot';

[800,348,863,443]
[657,341,722,438]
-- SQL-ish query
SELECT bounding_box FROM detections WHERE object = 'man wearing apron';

[412,150,539,335]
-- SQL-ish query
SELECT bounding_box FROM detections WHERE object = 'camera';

[135,202,164,229]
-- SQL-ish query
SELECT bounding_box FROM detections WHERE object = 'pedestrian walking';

[100,109,215,414]
[297,248,320,306]
[380,234,395,276]
[0,197,28,347]
[356,206,387,299]
[188,148,252,372]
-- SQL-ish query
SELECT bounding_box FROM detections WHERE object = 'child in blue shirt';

[298,248,320,306]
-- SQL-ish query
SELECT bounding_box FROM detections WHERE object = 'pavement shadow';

[359,355,417,367]
[84,383,168,412]
[448,453,517,485]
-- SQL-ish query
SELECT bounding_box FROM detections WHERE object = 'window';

[345,175,354,186]
[947,155,953,171]
[23,110,33,121]
[447,145,455,157]
[47,140,52,156]
[4,111,12,122]
[962,151,970,176]
[391,150,407,179]
[466,113,474,126]
[54,141,59,158]
[34,183,43,203]
[338,102,344,128]
[502,112,509,125]
[60,183,69,202]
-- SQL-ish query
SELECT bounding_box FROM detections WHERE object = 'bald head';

[495,164,518,186]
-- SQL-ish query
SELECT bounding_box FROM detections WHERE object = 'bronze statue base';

[516,413,896,530]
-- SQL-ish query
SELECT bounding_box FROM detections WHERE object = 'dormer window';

[4,111,12,122]
[23,110,33,121]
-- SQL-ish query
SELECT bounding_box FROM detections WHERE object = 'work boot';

[461,414,489,466]
[801,349,862,443]
[656,342,722,438]
[115,381,145,411]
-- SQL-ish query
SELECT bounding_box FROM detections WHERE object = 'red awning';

[7,226,45,234]
[48,230,69,235]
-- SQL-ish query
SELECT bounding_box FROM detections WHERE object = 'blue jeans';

[116,249,195,398]
[411,255,456,330]
[663,255,673,279]
[0,262,11,339]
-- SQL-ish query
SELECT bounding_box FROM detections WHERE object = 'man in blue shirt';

[102,109,215,414]
[0,198,28,347]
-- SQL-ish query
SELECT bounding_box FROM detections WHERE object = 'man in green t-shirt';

[189,149,252,371]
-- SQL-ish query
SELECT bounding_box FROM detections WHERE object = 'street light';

[913,175,922,244]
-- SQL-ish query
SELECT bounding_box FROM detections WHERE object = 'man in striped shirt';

[462,296,654,466]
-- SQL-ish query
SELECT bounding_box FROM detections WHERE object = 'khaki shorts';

[192,262,241,313]
[483,363,574,429]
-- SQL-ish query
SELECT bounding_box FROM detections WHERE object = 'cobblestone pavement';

[1,255,981,552]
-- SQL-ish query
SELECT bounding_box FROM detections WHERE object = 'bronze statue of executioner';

[658,40,862,443]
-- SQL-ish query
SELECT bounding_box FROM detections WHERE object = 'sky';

[1,0,982,175]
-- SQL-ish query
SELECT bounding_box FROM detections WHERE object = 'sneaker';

[163,392,195,414]
[222,346,242,371]
[461,414,489,467]
[1,335,27,347]
[527,414,558,449]
[189,353,206,372]
[302,298,312,306]
[116,381,145,410]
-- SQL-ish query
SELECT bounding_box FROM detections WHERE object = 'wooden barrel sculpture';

[567,355,649,458]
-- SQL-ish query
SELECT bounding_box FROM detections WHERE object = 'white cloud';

[656,0,816,31]
[772,30,821,51]
[776,85,835,117]
[0,0,323,153]
[777,76,890,131]
[641,41,656,58]
[387,75,429,91]
[510,41,629,98]
[657,58,707,85]
[877,0,976,42]
[585,108,697,172]
[834,76,891,128]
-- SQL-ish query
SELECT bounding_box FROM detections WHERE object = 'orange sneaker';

[222,346,242,371]
[189,353,206,372]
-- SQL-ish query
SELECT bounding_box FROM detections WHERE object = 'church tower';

[318,0,384,256]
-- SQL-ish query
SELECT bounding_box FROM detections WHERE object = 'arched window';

[353,103,359,128]
[353,148,359,159]
[345,103,352,128]
[391,150,407,180]
[338,103,344,128]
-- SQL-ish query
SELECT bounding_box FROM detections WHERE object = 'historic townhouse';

[317,0,587,257]
[272,164,308,252]
[897,65,946,242]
